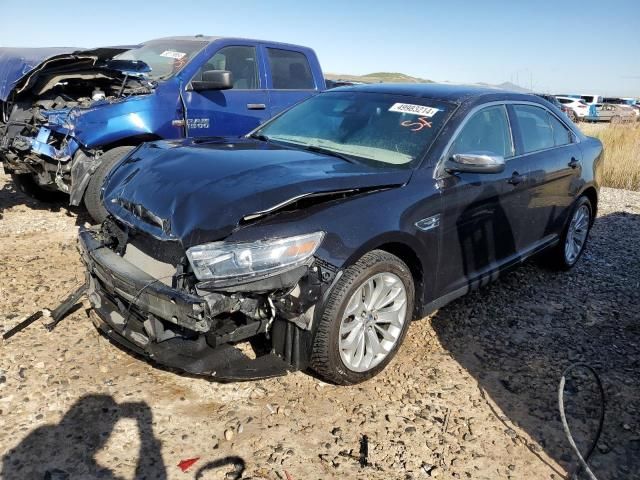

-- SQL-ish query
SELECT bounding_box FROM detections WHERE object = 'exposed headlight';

[186,232,325,283]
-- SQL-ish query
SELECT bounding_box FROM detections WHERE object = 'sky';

[1,0,639,96]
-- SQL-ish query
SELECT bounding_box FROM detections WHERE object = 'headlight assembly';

[186,232,324,283]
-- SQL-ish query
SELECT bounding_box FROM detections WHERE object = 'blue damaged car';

[0,36,324,220]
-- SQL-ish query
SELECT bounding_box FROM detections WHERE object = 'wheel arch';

[579,185,598,224]
[342,233,427,318]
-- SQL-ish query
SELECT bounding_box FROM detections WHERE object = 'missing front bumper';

[78,228,297,380]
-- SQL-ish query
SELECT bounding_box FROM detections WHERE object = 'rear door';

[262,46,320,116]
[184,43,271,137]
[509,103,582,243]
[436,103,533,296]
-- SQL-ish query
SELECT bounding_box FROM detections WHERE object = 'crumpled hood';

[0,45,141,101]
[103,138,412,248]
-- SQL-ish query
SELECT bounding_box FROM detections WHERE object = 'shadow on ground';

[431,212,640,479]
[0,178,92,225]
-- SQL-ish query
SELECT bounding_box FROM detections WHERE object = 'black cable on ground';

[558,363,606,480]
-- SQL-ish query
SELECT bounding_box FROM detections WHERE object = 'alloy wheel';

[338,272,408,372]
[564,204,590,264]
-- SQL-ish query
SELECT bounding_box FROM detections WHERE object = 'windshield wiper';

[301,145,358,164]
[249,133,270,142]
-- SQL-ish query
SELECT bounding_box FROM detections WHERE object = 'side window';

[194,46,258,89]
[450,105,513,158]
[547,112,572,146]
[266,48,314,89]
[513,105,555,153]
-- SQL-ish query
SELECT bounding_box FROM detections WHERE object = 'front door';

[436,104,532,296]
[184,45,270,137]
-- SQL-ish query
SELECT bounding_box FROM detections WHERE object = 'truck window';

[194,46,259,89]
[266,48,315,90]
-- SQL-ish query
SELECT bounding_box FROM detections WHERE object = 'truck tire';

[84,146,134,223]
[11,174,66,203]
[310,250,415,385]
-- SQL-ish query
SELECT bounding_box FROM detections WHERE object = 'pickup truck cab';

[0,36,324,220]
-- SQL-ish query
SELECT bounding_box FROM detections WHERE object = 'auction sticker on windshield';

[160,50,187,59]
[389,103,440,117]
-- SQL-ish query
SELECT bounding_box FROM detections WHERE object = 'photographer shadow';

[2,394,166,479]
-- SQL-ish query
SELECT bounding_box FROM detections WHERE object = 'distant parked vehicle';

[556,96,589,121]
[603,97,639,120]
[534,94,576,121]
[580,94,604,105]
[585,103,636,123]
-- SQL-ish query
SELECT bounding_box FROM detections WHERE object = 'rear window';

[513,105,555,153]
[267,48,315,90]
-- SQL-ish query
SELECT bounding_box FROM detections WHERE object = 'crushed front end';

[78,219,338,380]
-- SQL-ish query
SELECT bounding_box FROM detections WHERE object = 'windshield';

[254,91,453,168]
[114,39,208,80]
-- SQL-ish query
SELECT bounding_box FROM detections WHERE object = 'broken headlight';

[186,232,324,283]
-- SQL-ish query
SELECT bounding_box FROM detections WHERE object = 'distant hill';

[325,72,532,92]
[325,72,433,84]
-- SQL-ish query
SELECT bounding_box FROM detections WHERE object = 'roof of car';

[145,35,314,50]
[329,82,536,103]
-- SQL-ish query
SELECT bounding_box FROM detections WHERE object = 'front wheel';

[84,146,134,223]
[310,250,415,385]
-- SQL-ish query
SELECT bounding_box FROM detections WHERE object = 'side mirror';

[190,70,233,91]
[445,152,505,174]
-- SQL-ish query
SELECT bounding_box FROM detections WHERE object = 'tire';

[610,115,621,124]
[84,146,134,223]
[11,173,67,202]
[568,110,578,123]
[310,250,415,385]
[544,196,593,271]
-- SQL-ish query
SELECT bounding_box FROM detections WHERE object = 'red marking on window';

[401,117,432,131]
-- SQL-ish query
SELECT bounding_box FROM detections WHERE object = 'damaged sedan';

[78,84,603,384]
[0,36,324,220]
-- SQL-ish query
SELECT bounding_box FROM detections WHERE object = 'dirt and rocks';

[0,172,638,480]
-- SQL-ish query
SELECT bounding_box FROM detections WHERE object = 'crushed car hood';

[0,45,141,101]
[103,138,412,248]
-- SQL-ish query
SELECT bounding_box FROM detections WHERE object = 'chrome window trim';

[434,100,580,179]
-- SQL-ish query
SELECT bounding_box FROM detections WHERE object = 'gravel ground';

[0,172,638,480]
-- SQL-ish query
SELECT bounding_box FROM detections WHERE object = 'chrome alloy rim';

[339,272,408,372]
[564,205,590,264]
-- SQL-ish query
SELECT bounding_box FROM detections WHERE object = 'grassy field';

[580,122,640,191]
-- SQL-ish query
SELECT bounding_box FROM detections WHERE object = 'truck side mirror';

[191,70,233,91]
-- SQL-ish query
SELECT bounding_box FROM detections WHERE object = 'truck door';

[262,46,320,116]
[183,44,270,137]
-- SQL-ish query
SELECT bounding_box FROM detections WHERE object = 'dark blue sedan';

[78,83,603,384]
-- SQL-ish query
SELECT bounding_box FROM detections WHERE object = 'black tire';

[84,146,134,223]
[544,196,593,271]
[11,173,67,202]
[310,250,415,385]
[568,110,578,123]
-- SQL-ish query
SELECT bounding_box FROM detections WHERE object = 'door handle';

[508,172,525,186]
[247,103,266,110]
[568,157,580,169]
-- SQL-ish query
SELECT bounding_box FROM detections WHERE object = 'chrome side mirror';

[445,152,506,174]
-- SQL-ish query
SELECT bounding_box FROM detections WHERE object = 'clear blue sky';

[1,0,638,96]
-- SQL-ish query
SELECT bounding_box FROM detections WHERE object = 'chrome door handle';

[247,103,266,110]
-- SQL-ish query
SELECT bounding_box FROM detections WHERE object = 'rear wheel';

[545,196,593,270]
[311,250,414,385]
[84,146,134,223]
[11,173,66,202]
[567,110,578,123]
[610,115,621,124]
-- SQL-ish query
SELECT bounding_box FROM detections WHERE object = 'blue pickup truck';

[0,36,325,220]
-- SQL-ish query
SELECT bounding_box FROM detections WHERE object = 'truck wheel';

[311,250,414,385]
[543,196,593,271]
[11,174,66,203]
[84,146,134,223]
